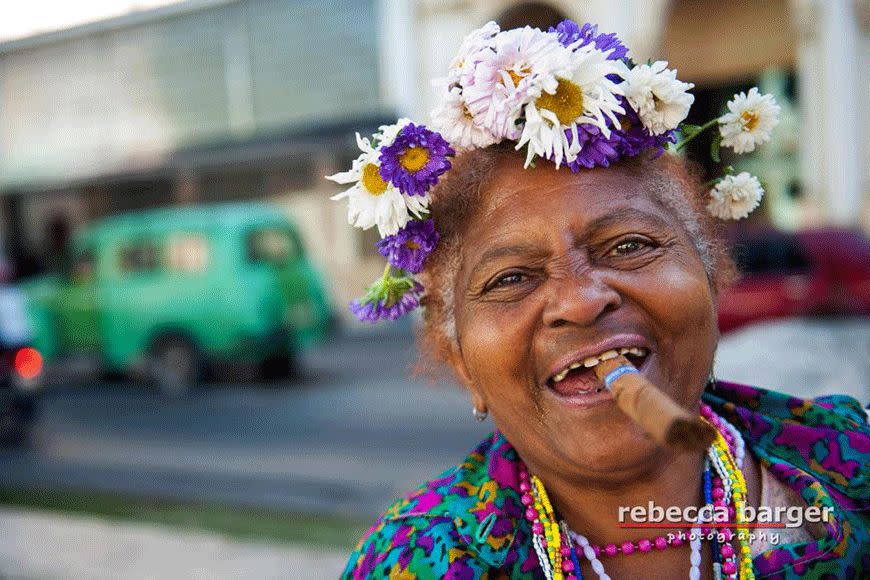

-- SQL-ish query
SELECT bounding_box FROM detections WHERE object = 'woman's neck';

[526,448,706,545]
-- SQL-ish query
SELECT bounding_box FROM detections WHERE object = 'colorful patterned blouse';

[342,381,869,579]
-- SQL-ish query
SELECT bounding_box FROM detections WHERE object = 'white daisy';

[374,118,412,148]
[623,61,694,136]
[707,172,764,220]
[718,88,780,154]
[462,26,563,140]
[515,44,626,168]
[448,20,500,82]
[327,131,428,237]
[430,85,500,151]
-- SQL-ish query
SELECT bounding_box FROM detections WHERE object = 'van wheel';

[150,337,201,396]
[261,349,297,382]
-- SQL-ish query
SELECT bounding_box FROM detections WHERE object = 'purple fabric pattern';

[342,381,869,578]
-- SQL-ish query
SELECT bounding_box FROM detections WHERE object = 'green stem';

[701,177,720,189]
[675,118,720,152]
[381,262,392,281]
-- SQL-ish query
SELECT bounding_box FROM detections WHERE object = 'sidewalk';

[0,507,348,579]
[715,317,869,402]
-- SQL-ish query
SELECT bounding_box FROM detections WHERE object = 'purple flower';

[549,20,629,61]
[376,219,439,274]
[379,123,455,197]
[614,97,676,158]
[349,280,423,323]
[555,99,677,171]
[562,122,625,171]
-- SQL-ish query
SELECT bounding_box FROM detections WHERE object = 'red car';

[717,229,870,333]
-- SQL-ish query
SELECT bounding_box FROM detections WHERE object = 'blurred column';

[792,0,862,227]
[0,197,8,271]
[571,0,671,61]
[223,1,256,138]
[379,0,420,118]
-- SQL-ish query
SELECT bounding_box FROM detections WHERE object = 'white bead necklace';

[568,505,706,580]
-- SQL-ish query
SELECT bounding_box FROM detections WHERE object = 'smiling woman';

[427,151,722,471]
[333,20,869,580]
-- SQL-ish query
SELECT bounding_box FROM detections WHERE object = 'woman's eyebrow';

[474,243,547,269]
[582,207,673,235]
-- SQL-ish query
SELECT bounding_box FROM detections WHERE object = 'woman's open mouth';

[545,347,650,400]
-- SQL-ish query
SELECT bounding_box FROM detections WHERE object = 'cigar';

[592,355,715,451]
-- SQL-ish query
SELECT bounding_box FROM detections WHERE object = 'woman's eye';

[487,272,525,290]
[610,239,650,256]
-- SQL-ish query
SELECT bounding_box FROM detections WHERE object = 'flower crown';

[327,19,780,323]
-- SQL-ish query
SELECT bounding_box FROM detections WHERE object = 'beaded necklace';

[520,408,755,580]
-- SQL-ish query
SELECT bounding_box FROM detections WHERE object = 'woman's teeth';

[551,347,647,384]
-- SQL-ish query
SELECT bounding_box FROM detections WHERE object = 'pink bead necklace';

[520,407,749,580]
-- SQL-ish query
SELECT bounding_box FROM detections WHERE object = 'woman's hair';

[416,144,736,376]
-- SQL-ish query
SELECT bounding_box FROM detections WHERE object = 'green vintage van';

[20,203,333,393]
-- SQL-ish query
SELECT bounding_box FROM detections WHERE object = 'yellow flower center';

[535,79,584,126]
[398,146,430,173]
[507,66,531,88]
[361,163,388,195]
[741,110,760,132]
[405,241,420,250]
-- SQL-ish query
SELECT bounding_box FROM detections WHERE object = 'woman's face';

[451,155,718,482]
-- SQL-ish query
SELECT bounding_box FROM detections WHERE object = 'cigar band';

[602,365,639,389]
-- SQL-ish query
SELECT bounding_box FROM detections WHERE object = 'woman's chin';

[549,414,669,478]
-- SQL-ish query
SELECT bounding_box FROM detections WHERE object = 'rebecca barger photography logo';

[618,502,833,545]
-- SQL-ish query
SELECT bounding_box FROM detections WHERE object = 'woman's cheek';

[461,306,536,398]
[641,262,717,404]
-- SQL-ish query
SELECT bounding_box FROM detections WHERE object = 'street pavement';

[0,317,866,578]
[0,325,491,521]
[0,506,347,579]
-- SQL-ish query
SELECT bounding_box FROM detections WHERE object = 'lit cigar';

[592,355,715,451]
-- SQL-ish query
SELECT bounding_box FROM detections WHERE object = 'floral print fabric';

[342,381,869,579]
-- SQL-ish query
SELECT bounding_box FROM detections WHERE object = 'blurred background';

[0,0,867,578]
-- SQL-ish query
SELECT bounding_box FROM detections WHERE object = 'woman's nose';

[541,272,622,328]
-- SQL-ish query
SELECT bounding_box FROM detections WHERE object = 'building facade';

[1,0,866,316]
[0,0,395,308]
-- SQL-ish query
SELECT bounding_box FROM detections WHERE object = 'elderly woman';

[330,21,869,580]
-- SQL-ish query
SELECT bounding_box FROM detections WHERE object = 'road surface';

[0,318,866,520]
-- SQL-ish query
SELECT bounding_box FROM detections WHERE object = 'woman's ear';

[447,341,487,413]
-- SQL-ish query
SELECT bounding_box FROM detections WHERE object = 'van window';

[247,228,299,265]
[71,249,96,282]
[119,243,158,273]
[167,235,209,273]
